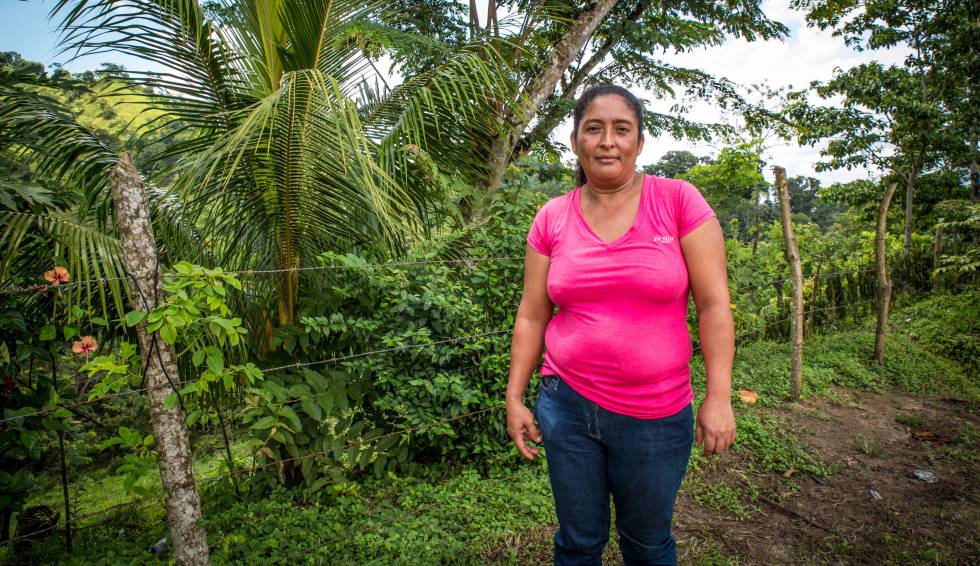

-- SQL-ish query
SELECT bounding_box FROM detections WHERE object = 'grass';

[854,435,888,458]
[894,413,924,428]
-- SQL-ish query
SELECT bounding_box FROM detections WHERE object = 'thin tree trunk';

[752,186,760,256]
[216,407,240,498]
[486,0,498,38]
[773,166,804,401]
[468,0,479,40]
[53,357,71,552]
[0,510,9,547]
[807,263,820,338]
[971,127,978,204]
[874,182,899,364]
[484,0,620,196]
[109,153,210,566]
[57,432,71,551]
[903,149,925,253]
[515,0,651,158]
[933,219,944,292]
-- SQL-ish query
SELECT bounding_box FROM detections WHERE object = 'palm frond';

[0,210,126,321]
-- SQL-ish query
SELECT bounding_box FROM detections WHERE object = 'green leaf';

[301,399,322,421]
[164,393,178,410]
[39,324,57,341]
[125,311,146,326]
[63,326,78,340]
[206,351,224,375]
[316,392,333,414]
[118,426,140,447]
[91,316,109,326]
[192,349,205,367]
[159,321,177,344]
[252,416,276,430]
[280,406,302,432]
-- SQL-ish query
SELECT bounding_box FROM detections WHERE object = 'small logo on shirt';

[651,235,676,243]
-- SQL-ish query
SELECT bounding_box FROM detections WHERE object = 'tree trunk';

[216,407,240,498]
[773,166,804,401]
[515,0,651,158]
[484,0,620,196]
[109,153,210,566]
[53,358,71,552]
[807,263,820,338]
[971,127,978,204]
[933,219,944,292]
[752,186,760,256]
[903,149,925,253]
[874,182,899,365]
[57,431,71,551]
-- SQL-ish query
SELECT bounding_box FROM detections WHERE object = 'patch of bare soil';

[676,387,980,565]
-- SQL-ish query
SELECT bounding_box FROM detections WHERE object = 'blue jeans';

[534,374,693,566]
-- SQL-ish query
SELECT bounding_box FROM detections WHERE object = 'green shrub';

[893,291,980,372]
[247,186,549,486]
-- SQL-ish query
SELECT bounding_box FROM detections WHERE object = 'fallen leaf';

[911,430,947,442]
[783,468,797,478]
[738,389,758,404]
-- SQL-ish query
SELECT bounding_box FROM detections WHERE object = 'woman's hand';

[506,401,542,460]
[695,395,736,456]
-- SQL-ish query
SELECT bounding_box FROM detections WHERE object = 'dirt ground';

[499,387,980,565]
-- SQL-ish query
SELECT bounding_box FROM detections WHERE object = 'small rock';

[912,470,937,483]
[869,489,882,501]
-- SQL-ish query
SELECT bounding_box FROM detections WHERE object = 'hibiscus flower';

[72,336,98,356]
[43,266,70,285]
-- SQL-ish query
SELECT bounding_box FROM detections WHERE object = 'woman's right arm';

[506,245,553,460]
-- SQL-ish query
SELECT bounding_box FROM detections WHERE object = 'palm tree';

[2,0,517,330]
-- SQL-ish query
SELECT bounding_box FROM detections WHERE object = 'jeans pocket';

[540,374,560,394]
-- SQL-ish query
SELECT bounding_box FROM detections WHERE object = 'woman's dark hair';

[572,85,645,186]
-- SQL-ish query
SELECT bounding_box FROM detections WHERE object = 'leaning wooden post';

[874,182,898,365]
[773,166,804,401]
[109,153,210,565]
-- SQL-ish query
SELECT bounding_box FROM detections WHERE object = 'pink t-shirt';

[526,175,715,419]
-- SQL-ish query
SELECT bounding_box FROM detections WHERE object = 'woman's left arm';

[681,218,736,456]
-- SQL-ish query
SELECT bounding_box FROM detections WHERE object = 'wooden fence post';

[109,153,210,565]
[874,182,898,365]
[773,166,804,401]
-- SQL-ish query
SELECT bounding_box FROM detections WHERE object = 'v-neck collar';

[573,175,648,249]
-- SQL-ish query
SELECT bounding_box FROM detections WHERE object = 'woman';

[505,85,736,566]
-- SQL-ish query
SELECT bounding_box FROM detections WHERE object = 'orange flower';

[43,266,70,285]
[72,336,98,356]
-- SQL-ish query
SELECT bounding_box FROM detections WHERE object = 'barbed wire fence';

[1,258,886,552]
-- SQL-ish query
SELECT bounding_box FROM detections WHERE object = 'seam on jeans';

[588,403,601,440]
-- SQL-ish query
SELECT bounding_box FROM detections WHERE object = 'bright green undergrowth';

[14,464,555,565]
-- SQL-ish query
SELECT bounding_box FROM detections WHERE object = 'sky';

[1,0,911,186]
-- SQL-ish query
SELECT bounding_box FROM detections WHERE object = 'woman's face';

[571,94,644,188]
